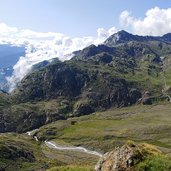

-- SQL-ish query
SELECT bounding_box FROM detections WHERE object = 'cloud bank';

[0,23,117,92]
[119,7,171,36]
[1,7,171,92]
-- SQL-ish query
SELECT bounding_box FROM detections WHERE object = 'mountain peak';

[104,30,171,47]
[104,30,138,46]
[117,30,131,35]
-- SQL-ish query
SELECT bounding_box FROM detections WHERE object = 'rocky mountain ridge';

[1,30,171,132]
[104,30,171,47]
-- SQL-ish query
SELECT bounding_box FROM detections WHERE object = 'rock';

[142,97,153,105]
[95,143,143,171]
[138,91,153,105]
[129,89,142,104]
[73,102,95,116]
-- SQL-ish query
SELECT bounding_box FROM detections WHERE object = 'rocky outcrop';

[12,62,90,103]
[73,102,95,116]
[104,30,171,47]
[95,142,162,171]
[95,143,143,171]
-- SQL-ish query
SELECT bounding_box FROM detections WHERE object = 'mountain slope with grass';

[1,30,171,170]
[1,31,171,133]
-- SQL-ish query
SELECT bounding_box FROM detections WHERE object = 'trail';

[26,129,103,158]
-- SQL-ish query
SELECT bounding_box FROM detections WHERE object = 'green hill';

[1,31,171,170]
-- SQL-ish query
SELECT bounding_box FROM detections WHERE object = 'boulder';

[95,143,143,171]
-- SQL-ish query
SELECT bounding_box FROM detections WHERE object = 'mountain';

[1,30,171,132]
[31,57,60,71]
[0,30,170,132]
[1,30,171,170]
[104,30,171,47]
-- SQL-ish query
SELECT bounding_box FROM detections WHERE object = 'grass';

[136,155,171,171]
[0,92,11,109]
[164,68,171,87]
[37,104,171,155]
[0,133,65,171]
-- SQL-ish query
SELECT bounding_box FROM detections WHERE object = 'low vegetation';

[1,31,171,170]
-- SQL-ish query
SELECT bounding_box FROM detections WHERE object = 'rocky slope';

[1,30,171,132]
[104,30,171,47]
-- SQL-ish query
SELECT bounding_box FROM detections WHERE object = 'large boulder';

[95,142,161,171]
[95,143,143,171]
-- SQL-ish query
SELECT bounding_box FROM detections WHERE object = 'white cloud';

[5,6,171,92]
[119,7,171,36]
[0,23,117,92]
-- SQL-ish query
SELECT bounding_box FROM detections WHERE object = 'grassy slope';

[0,133,65,171]
[37,104,171,154]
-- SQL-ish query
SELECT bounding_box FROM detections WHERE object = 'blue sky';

[0,0,171,36]
[1,0,171,91]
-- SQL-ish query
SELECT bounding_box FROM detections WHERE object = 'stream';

[26,130,103,157]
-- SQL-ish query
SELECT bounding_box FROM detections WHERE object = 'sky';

[0,0,171,91]
[0,0,171,36]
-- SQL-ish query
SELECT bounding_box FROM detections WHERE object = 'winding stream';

[26,130,103,157]
[45,140,103,157]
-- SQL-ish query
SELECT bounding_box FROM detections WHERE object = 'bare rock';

[95,143,143,171]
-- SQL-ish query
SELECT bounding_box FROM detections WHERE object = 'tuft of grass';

[140,143,162,156]
[136,155,171,171]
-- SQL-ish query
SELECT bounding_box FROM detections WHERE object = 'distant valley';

[0,44,25,91]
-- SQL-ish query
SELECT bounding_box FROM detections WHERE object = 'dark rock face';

[12,61,142,109]
[13,62,90,102]
[73,102,95,116]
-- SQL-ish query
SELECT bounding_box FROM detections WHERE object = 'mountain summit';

[103,30,152,46]
[104,30,171,47]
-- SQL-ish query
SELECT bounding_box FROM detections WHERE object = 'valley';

[1,30,171,170]
[2,104,171,170]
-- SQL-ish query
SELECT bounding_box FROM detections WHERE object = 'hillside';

[0,31,170,132]
[1,31,171,170]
